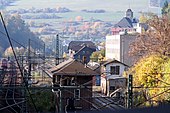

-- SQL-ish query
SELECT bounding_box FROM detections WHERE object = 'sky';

[7,0,160,13]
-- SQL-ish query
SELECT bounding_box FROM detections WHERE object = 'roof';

[114,17,133,28]
[87,104,170,113]
[109,76,127,80]
[68,41,96,52]
[73,45,95,56]
[126,9,132,12]
[103,59,129,67]
[50,59,98,76]
[89,65,101,75]
[50,58,73,73]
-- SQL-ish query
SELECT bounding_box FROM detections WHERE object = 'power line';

[133,86,170,89]
[0,12,38,113]
[0,30,27,48]
[135,88,170,107]
[146,73,170,86]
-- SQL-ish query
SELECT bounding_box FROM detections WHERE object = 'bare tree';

[129,15,170,59]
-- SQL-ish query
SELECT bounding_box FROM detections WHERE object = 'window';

[95,75,101,86]
[82,56,87,64]
[110,66,120,75]
[71,77,76,85]
[64,77,75,86]
[74,89,80,100]
[110,86,115,91]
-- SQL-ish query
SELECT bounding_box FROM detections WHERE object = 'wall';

[106,35,120,60]
[73,47,94,63]
[105,62,126,79]
[108,78,127,95]
[59,76,93,112]
[106,34,137,66]
[120,34,137,66]
[100,62,127,95]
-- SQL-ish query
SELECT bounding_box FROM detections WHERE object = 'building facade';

[50,59,97,112]
[73,45,95,63]
[100,59,128,96]
[68,41,96,63]
[105,34,137,66]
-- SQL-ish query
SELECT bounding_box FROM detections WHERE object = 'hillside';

[0,13,43,57]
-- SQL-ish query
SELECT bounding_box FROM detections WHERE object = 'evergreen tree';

[162,0,169,14]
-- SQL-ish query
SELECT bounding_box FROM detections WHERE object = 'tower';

[126,9,133,21]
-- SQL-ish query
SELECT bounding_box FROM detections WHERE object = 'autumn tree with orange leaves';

[128,15,170,107]
[129,15,170,59]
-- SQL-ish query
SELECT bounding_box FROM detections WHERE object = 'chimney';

[82,56,87,64]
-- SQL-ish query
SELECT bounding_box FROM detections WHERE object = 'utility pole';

[127,74,133,109]
[55,34,59,65]
[43,43,45,81]
[28,39,31,78]
[59,88,63,113]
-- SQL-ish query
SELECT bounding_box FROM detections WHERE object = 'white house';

[100,59,128,96]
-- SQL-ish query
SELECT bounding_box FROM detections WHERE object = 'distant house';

[73,45,95,64]
[50,59,98,112]
[111,9,148,35]
[100,59,128,96]
[114,17,134,28]
[68,41,96,63]
[112,9,138,35]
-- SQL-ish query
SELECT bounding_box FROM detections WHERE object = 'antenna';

[129,2,130,9]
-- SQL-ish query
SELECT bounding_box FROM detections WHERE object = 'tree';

[128,55,170,107]
[129,15,170,59]
[90,51,99,62]
[90,49,105,62]
[162,0,169,15]
[4,47,13,57]
[139,13,148,23]
[29,90,55,112]
[0,13,43,54]
[4,47,26,57]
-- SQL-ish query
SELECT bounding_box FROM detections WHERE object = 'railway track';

[0,62,23,113]
[92,93,125,111]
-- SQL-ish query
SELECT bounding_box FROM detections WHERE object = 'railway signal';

[127,74,133,109]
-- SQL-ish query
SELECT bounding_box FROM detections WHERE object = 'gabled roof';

[103,59,129,67]
[87,64,101,75]
[73,45,95,56]
[126,9,132,12]
[50,59,98,76]
[68,41,96,52]
[50,58,73,73]
[114,17,133,28]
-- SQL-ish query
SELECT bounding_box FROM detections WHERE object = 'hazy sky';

[7,0,160,12]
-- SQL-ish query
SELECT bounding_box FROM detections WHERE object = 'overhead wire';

[50,61,126,111]
[135,88,170,107]
[0,12,125,111]
[0,12,38,113]
[132,73,170,107]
